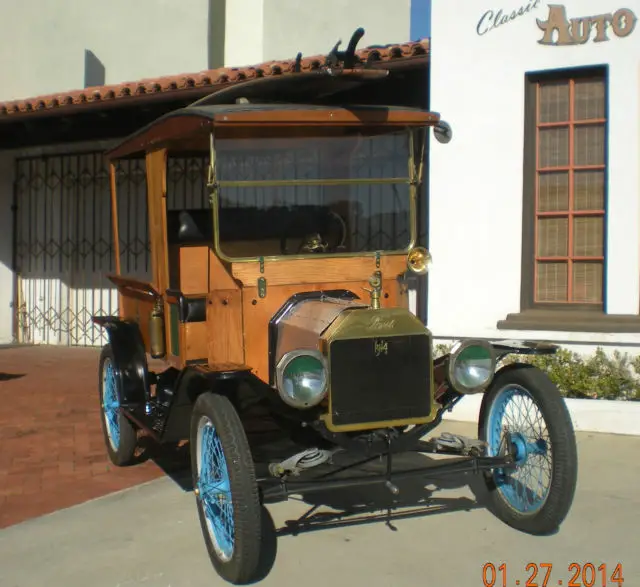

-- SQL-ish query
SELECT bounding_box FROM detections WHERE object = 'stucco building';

[428,0,640,353]
[5,0,639,357]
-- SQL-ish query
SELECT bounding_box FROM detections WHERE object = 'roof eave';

[0,39,429,123]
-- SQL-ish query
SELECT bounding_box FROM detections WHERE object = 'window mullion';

[567,79,575,302]
[534,82,541,303]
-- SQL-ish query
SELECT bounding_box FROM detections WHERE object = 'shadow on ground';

[270,451,490,537]
[0,372,25,382]
[138,432,491,583]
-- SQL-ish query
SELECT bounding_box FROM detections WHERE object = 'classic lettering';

[591,13,611,42]
[537,4,575,44]
[570,18,592,44]
[611,7,637,37]
[476,0,541,35]
[537,4,637,45]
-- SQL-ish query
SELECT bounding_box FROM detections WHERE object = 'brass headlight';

[407,246,432,275]
[275,350,328,409]
[447,339,496,394]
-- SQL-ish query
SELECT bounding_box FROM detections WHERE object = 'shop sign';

[476,0,541,36]
[537,4,637,45]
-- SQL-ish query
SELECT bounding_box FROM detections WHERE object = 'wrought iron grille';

[166,156,210,210]
[15,153,155,346]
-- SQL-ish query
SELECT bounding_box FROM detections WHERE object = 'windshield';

[212,129,416,259]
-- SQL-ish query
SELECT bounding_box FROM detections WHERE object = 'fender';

[490,339,558,359]
[434,339,557,405]
[436,339,557,367]
[93,316,149,405]
[161,364,252,443]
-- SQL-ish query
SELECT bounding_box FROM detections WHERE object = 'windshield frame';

[207,126,425,264]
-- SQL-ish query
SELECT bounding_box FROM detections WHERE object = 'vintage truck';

[93,31,577,585]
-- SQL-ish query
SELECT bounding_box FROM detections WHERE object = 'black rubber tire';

[478,364,578,535]
[98,344,138,467]
[190,392,262,585]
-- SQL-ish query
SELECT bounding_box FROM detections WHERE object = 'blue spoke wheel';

[190,392,262,585]
[98,345,138,466]
[479,365,577,535]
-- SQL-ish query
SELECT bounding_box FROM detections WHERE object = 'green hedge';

[434,343,640,401]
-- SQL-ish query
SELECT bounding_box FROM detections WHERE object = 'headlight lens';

[276,350,328,409]
[448,340,496,393]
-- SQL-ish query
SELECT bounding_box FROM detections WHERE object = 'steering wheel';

[329,211,347,252]
[279,211,348,255]
[297,233,328,254]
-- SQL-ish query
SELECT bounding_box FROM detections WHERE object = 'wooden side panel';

[242,278,401,382]
[179,246,209,294]
[119,295,137,321]
[209,249,240,291]
[207,290,245,365]
[230,254,407,287]
[181,322,208,362]
[119,296,154,351]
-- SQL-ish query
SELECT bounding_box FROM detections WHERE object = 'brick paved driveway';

[0,345,188,529]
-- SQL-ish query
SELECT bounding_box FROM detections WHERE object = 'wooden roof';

[106,72,440,159]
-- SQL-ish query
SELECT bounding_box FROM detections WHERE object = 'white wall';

[225,0,412,66]
[0,0,211,102]
[428,0,640,346]
[261,0,411,63]
[224,0,265,66]
[1,0,414,103]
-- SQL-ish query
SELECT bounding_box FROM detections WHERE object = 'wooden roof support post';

[145,149,169,296]
[108,161,124,317]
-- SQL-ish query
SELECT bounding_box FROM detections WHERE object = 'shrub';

[433,342,640,401]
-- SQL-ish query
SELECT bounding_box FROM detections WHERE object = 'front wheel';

[191,392,262,585]
[478,365,577,535]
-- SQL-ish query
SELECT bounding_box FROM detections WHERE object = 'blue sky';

[410,0,431,40]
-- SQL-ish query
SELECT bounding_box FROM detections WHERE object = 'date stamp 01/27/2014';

[482,562,626,587]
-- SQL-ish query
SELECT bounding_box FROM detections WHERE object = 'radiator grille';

[328,333,432,428]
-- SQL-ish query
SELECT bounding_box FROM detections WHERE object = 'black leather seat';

[167,209,213,245]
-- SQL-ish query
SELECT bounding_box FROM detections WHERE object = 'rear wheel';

[191,392,262,585]
[98,344,138,466]
[479,365,577,535]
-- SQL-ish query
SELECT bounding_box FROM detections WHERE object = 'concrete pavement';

[1,421,639,587]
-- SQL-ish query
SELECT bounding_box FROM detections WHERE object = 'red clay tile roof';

[0,39,429,119]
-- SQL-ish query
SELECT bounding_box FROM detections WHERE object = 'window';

[523,68,607,310]
[500,66,640,332]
